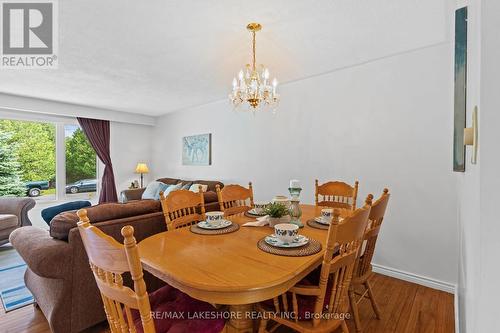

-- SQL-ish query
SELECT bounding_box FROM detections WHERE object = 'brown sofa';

[9,178,223,333]
[121,178,224,212]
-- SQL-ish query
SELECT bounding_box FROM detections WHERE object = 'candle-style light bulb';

[272,78,278,95]
[232,78,238,90]
[238,70,244,81]
[263,68,269,80]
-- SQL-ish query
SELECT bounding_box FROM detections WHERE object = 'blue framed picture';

[453,7,467,172]
[182,133,212,166]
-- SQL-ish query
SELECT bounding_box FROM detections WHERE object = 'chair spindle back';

[159,186,206,231]
[216,182,254,217]
[77,209,156,333]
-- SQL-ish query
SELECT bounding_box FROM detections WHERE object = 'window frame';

[0,111,99,202]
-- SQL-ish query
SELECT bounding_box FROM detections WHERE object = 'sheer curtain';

[77,117,118,203]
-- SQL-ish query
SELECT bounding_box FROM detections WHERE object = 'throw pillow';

[189,183,208,193]
[162,183,183,198]
[157,183,171,199]
[142,181,164,200]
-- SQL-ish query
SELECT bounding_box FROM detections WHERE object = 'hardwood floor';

[0,273,454,333]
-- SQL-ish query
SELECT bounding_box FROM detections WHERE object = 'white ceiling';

[0,0,447,116]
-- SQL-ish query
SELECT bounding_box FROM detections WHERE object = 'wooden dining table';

[138,204,340,333]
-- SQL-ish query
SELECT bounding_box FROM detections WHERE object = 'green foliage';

[264,202,290,218]
[0,132,26,196]
[0,120,96,192]
[0,119,55,182]
[65,128,96,183]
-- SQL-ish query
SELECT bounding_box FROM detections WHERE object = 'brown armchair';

[0,197,35,246]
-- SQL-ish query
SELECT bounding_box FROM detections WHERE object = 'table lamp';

[135,163,149,188]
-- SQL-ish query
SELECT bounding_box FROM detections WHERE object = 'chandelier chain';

[252,31,256,71]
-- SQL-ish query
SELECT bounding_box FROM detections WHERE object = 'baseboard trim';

[454,285,460,333]
[371,263,456,294]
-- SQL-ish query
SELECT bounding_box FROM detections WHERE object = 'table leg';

[226,304,254,333]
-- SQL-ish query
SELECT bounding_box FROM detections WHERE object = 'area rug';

[0,247,34,312]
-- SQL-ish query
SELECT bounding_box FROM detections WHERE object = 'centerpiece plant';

[264,202,291,227]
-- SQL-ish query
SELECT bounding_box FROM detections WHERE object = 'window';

[0,119,56,200]
[64,125,97,198]
[0,118,98,202]
[64,125,97,199]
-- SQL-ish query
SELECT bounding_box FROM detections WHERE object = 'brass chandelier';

[229,23,279,111]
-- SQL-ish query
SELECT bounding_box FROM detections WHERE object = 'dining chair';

[159,186,205,231]
[216,182,254,217]
[256,203,371,333]
[315,179,359,210]
[76,209,225,333]
[348,189,390,332]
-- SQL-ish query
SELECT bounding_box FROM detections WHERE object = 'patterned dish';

[314,216,344,225]
[247,208,267,216]
[197,220,232,230]
[264,234,309,248]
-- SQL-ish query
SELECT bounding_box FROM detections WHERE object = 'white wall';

[455,0,481,332]
[151,38,458,284]
[469,0,500,331]
[0,93,155,125]
[102,122,153,192]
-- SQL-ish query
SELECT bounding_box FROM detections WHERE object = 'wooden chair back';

[315,179,359,210]
[159,187,205,231]
[310,204,371,326]
[268,204,371,331]
[216,182,254,217]
[355,189,390,279]
[77,209,156,333]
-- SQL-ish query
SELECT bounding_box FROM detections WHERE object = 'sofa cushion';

[156,178,181,186]
[0,214,18,230]
[203,191,218,204]
[189,183,208,193]
[50,200,161,240]
[193,180,224,192]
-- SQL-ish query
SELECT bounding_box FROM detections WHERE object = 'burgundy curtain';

[77,117,118,203]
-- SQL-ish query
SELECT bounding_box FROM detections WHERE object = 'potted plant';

[264,202,291,227]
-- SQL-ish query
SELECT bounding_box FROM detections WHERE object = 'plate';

[197,220,232,230]
[314,216,345,225]
[247,208,267,216]
[314,217,331,225]
[264,234,309,248]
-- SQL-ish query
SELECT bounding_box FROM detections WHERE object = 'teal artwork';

[453,7,467,172]
[182,133,212,166]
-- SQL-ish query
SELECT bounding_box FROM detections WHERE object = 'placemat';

[244,211,266,218]
[190,223,240,235]
[306,219,330,230]
[257,237,322,257]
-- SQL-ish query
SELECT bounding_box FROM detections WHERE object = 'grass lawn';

[41,188,56,195]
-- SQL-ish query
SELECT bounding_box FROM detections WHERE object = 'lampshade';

[135,163,149,174]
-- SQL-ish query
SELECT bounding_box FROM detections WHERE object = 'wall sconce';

[463,106,478,164]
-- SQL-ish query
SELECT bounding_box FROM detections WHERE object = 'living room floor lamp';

[135,163,149,188]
